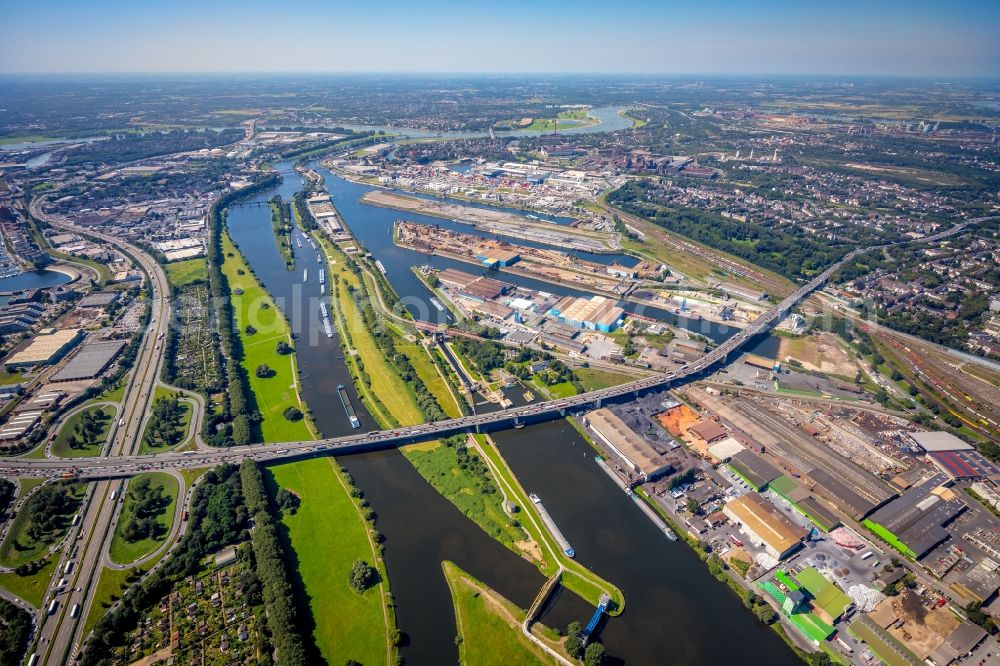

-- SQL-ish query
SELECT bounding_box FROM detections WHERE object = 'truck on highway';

[65,561,74,575]
[47,599,58,615]
[70,603,80,619]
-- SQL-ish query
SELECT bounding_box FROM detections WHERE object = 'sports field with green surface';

[222,232,312,442]
[51,404,117,458]
[108,472,179,565]
[165,258,207,287]
[267,458,394,666]
[443,561,556,666]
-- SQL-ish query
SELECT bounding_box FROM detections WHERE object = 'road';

[27,196,173,666]
[6,218,949,483]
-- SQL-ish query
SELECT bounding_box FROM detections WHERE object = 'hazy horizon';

[2,0,998,77]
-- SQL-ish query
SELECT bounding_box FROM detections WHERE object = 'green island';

[107,471,180,565]
[139,387,193,454]
[269,195,295,269]
[0,480,86,569]
[50,404,116,458]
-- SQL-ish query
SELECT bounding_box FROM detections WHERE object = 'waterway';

[225,161,799,664]
[0,269,72,294]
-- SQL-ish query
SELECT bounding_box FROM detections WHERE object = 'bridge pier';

[559,407,566,417]
[595,396,602,409]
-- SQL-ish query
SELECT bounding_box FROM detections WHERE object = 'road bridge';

[0,219,975,486]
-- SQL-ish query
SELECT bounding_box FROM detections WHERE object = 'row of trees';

[204,174,281,446]
[240,461,310,665]
[21,481,81,543]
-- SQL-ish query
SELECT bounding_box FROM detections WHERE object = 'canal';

[225,160,797,664]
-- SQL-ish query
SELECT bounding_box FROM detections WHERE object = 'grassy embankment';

[220,231,313,442]
[107,472,180,565]
[475,435,624,613]
[164,258,207,287]
[443,561,559,666]
[0,559,56,607]
[267,458,396,665]
[51,404,117,458]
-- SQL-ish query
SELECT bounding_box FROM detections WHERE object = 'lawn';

[84,562,158,637]
[266,458,394,666]
[0,558,56,607]
[396,341,462,418]
[51,404,117,458]
[443,561,556,666]
[108,472,179,565]
[165,258,207,287]
[0,481,86,568]
[221,232,313,442]
[575,367,635,392]
[14,478,43,501]
[138,387,193,455]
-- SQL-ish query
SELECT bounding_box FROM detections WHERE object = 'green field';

[221,232,313,442]
[396,341,462,418]
[267,458,394,666]
[402,440,526,550]
[51,404,117,458]
[139,387,193,455]
[0,481,86,568]
[14,478,44,500]
[108,472,180,565]
[165,258,207,287]
[326,242,423,427]
[443,561,556,666]
[0,558,56,607]
[575,367,636,391]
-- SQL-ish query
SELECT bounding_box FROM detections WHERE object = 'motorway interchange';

[4,201,979,664]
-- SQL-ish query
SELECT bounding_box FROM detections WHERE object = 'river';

[224,161,798,664]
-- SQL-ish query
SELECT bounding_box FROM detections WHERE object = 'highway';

[26,197,173,666]
[8,196,972,663]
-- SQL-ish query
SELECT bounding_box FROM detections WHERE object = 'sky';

[2,0,999,76]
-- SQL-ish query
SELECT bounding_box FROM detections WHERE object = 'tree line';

[240,461,311,665]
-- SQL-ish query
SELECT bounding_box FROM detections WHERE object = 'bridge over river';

[0,221,975,480]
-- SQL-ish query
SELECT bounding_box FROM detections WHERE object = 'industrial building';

[474,249,520,268]
[3,328,84,368]
[549,295,625,332]
[585,408,673,482]
[724,492,806,560]
[727,450,782,491]
[689,419,728,443]
[767,475,842,532]
[435,268,512,302]
[862,473,966,560]
[77,291,120,309]
[51,339,127,382]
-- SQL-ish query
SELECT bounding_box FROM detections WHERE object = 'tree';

[245,324,256,335]
[255,364,274,378]
[349,560,379,592]
[275,488,301,515]
[565,622,584,658]
[275,340,293,355]
[584,642,606,666]
[282,406,303,422]
[686,498,702,515]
